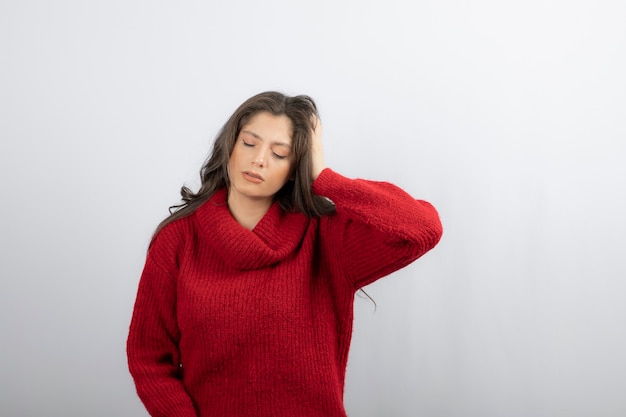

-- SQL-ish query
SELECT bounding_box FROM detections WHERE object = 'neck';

[227,192,273,230]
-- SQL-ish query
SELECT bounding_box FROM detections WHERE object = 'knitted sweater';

[127,168,442,417]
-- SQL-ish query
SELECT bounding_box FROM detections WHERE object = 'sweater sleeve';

[127,225,198,417]
[313,168,443,289]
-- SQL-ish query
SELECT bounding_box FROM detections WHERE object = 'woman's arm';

[310,117,442,288]
[310,115,326,181]
[314,169,443,289]
[127,230,198,417]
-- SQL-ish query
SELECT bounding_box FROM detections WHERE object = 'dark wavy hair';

[151,91,336,241]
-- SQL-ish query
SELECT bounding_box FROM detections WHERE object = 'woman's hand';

[310,115,326,180]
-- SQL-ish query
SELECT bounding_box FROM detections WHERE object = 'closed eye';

[273,153,288,160]
[242,140,254,147]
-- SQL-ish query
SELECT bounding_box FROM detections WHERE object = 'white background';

[1,1,625,416]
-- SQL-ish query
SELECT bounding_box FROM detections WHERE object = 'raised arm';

[309,117,442,288]
[314,169,442,288]
[310,115,326,181]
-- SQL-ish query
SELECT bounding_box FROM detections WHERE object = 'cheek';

[227,151,239,180]
[282,160,296,179]
[228,147,242,168]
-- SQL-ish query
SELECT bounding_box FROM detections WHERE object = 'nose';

[252,151,265,167]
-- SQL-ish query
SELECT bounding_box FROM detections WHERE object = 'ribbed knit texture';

[127,168,443,417]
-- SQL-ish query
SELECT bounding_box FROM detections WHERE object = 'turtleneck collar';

[195,188,310,270]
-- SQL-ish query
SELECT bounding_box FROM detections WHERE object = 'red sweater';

[127,168,442,417]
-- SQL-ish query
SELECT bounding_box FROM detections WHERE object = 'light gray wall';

[1,1,625,416]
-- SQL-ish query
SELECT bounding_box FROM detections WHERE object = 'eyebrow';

[241,130,292,148]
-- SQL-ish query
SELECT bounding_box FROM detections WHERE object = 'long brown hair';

[151,91,336,242]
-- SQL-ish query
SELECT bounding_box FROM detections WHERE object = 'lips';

[243,171,264,183]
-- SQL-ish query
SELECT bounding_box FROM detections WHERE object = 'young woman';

[127,91,443,417]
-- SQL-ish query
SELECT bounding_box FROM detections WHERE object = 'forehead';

[240,112,293,145]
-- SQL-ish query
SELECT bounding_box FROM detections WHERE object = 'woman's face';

[228,112,295,206]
